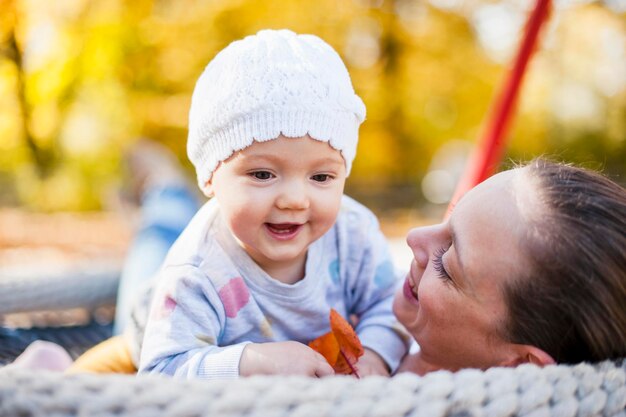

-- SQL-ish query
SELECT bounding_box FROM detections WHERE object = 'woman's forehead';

[451,169,529,289]
[453,170,516,219]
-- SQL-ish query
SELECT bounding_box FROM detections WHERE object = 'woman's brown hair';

[505,159,626,363]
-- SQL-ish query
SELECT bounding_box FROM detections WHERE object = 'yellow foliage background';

[0,0,624,212]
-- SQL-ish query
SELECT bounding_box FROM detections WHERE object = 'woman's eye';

[311,174,332,183]
[250,171,274,180]
[432,247,453,283]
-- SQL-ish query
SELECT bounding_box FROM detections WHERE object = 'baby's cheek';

[314,205,341,234]
[229,206,255,225]
[228,208,261,237]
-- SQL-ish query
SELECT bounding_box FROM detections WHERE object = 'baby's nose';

[276,182,310,210]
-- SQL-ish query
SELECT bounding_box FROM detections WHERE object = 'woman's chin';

[392,290,407,317]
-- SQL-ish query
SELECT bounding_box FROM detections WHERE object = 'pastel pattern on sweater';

[374,261,396,288]
[151,294,177,321]
[328,259,340,284]
[219,277,250,318]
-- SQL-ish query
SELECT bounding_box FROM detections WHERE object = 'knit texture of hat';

[187,29,366,188]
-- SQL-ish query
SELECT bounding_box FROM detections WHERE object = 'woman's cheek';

[419,276,458,334]
[415,277,440,319]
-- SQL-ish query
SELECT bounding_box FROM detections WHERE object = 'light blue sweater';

[137,196,410,379]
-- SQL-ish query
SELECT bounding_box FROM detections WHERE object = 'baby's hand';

[239,341,335,377]
[356,348,390,377]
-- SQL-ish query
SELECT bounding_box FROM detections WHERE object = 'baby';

[137,29,409,379]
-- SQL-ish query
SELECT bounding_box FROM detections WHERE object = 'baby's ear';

[201,181,214,198]
[501,344,556,367]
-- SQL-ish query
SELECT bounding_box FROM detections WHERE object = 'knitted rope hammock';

[2,1,625,416]
[1,361,624,417]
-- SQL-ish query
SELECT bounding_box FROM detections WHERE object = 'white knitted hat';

[187,29,366,188]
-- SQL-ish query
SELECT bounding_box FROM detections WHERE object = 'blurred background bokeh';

[0,0,625,249]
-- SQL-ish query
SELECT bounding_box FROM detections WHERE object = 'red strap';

[445,0,552,218]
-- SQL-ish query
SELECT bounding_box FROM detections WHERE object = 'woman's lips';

[265,223,302,241]
[403,276,420,306]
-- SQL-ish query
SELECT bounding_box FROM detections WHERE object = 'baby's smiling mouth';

[266,223,300,233]
[265,223,302,239]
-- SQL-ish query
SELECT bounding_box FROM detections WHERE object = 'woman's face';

[393,169,534,372]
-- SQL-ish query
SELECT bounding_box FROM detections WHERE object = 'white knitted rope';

[0,265,120,314]
[1,361,624,417]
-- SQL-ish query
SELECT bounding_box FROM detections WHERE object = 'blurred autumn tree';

[0,0,624,211]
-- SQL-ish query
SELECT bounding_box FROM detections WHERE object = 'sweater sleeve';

[341,200,411,373]
[138,264,249,379]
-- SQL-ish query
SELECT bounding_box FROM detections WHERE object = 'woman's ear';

[501,345,556,367]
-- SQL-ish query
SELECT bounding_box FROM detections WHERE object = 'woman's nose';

[406,224,445,269]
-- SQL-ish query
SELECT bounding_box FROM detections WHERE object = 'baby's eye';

[311,174,332,183]
[250,171,274,180]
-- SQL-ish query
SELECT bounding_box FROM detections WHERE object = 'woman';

[394,159,626,374]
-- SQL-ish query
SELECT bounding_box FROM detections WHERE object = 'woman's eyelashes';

[432,247,453,282]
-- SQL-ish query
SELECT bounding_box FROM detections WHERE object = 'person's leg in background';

[113,139,201,335]
[113,184,199,335]
[68,140,201,373]
[9,140,201,372]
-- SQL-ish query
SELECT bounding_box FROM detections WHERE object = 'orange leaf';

[308,309,364,377]
[330,309,364,376]
[308,331,339,367]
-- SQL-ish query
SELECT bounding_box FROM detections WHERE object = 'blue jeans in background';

[113,185,200,335]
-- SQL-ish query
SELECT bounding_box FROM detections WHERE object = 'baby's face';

[205,135,347,281]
